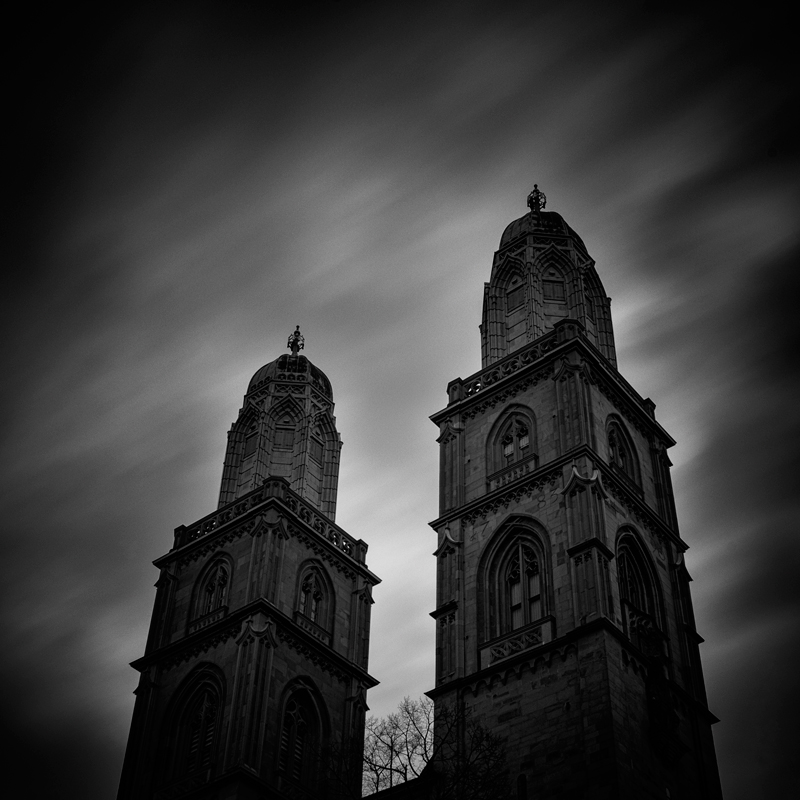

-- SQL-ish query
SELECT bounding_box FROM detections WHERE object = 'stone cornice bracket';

[559,465,609,500]
[436,420,463,445]
[235,611,278,647]
[552,354,595,384]
[433,526,461,556]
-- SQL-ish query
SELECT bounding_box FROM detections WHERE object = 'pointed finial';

[527,184,546,213]
[288,325,305,356]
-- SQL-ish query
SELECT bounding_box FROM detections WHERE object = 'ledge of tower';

[247,354,333,398]
[499,209,588,254]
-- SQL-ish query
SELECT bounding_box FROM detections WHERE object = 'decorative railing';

[175,479,366,564]
[187,606,228,635]
[479,618,554,668]
[451,331,559,403]
[293,611,332,646]
[487,455,538,493]
[610,462,644,497]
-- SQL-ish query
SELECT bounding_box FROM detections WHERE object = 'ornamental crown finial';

[527,184,546,213]
[288,325,305,356]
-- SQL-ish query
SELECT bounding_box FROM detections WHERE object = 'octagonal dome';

[500,210,587,253]
[247,354,333,398]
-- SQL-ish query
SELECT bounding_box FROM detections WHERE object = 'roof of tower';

[247,354,333,398]
[499,210,588,252]
[247,327,332,398]
[499,185,587,253]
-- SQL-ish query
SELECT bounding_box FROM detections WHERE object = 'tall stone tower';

[429,188,722,798]
[118,329,379,800]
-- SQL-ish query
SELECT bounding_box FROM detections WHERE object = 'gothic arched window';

[296,565,331,631]
[182,687,219,775]
[489,411,537,477]
[617,535,661,656]
[542,266,566,302]
[502,540,543,633]
[242,419,259,460]
[506,277,525,311]
[309,426,324,463]
[275,416,296,450]
[278,691,322,785]
[607,418,639,486]
[193,560,230,622]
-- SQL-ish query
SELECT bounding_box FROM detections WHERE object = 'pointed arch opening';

[477,519,552,648]
[607,416,640,489]
[189,555,232,632]
[159,664,225,788]
[276,680,328,791]
[542,264,566,303]
[487,406,538,489]
[616,530,663,659]
[294,561,334,644]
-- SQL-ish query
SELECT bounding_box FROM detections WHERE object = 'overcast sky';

[3,2,798,798]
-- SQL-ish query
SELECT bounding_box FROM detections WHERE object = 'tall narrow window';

[168,685,221,781]
[309,429,324,463]
[542,266,566,302]
[196,562,229,619]
[243,428,258,459]
[507,283,525,310]
[496,417,534,469]
[504,542,542,632]
[298,567,327,627]
[275,425,295,450]
[618,537,659,655]
[608,420,638,485]
[278,693,321,785]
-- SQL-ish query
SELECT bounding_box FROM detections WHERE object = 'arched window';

[542,266,566,302]
[192,560,230,623]
[278,691,322,786]
[502,540,542,633]
[182,687,219,775]
[489,410,537,478]
[506,277,525,311]
[242,418,259,460]
[617,535,661,656]
[607,418,639,486]
[296,565,332,632]
[299,570,324,623]
[309,426,324,463]
[274,415,296,450]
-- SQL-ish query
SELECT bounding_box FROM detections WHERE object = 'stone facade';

[425,193,723,799]
[117,350,379,800]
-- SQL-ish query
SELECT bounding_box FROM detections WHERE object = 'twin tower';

[118,189,723,799]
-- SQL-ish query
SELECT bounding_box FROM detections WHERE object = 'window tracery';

[193,561,229,622]
[278,691,321,786]
[617,535,661,656]
[607,419,639,486]
[296,565,330,631]
[490,411,536,477]
[505,542,542,631]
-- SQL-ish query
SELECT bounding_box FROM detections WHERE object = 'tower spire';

[527,183,546,213]
[287,325,305,355]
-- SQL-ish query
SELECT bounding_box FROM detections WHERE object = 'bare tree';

[362,697,508,799]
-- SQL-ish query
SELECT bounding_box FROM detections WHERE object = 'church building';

[424,186,723,798]
[118,188,723,799]
[117,327,379,799]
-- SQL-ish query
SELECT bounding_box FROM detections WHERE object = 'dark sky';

[3,2,798,798]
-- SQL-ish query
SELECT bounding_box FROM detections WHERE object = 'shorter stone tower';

[118,330,379,800]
